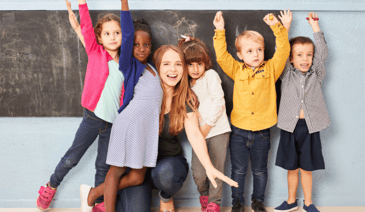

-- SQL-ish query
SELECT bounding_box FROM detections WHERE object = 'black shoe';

[232,202,245,212]
[251,198,267,212]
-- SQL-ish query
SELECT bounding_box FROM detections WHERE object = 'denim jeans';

[151,154,189,201]
[49,109,111,203]
[229,124,271,205]
[113,155,189,211]
[115,168,152,211]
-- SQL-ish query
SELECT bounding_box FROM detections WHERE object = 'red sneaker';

[92,202,105,212]
[206,202,220,212]
[36,183,56,210]
[200,196,209,211]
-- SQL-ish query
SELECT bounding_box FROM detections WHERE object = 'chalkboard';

[0,10,280,117]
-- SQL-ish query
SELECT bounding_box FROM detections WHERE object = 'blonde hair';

[235,30,265,52]
[153,45,199,136]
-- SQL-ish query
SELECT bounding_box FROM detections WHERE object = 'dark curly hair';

[133,19,152,40]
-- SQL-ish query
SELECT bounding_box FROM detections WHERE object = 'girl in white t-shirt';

[178,36,231,212]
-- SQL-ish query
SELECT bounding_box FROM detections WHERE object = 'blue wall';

[1,0,364,208]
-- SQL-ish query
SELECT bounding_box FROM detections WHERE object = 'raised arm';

[213,11,242,80]
[308,12,328,82]
[184,111,238,188]
[278,10,293,79]
[79,0,99,55]
[264,13,290,81]
[66,0,85,47]
[278,9,293,33]
[119,0,134,72]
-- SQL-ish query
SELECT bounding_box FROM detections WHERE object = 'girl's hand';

[66,0,80,30]
[199,124,212,138]
[263,13,279,26]
[206,166,238,188]
[307,12,320,33]
[213,11,225,31]
[278,9,292,32]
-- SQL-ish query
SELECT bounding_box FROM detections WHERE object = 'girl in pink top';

[36,0,124,210]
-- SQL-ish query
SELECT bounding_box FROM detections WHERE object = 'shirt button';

[301,100,304,103]
[302,85,304,88]
[296,116,299,118]
[252,92,254,95]
[252,112,254,115]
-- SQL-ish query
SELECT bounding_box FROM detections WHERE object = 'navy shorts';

[275,119,325,171]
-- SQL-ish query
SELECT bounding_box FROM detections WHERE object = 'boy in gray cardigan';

[274,12,329,212]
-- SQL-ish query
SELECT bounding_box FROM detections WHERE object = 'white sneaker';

[80,184,93,212]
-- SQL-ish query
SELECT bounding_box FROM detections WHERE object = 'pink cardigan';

[79,3,123,111]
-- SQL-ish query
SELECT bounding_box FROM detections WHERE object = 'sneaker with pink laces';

[92,202,105,212]
[200,196,209,211]
[206,202,220,212]
[36,182,57,210]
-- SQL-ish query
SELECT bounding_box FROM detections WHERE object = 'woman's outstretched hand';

[206,166,238,188]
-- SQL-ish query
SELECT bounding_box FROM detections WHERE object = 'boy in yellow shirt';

[213,10,290,212]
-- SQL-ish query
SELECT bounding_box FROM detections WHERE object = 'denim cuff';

[159,190,172,203]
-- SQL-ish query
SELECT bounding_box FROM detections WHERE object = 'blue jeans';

[114,155,189,211]
[115,168,152,211]
[151,154,189,201]
[229,124,271,205]
[50,109,111,203]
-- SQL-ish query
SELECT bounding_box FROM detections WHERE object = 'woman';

[114,45,237,212]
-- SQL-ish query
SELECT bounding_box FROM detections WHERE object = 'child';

[36,0,123,210]
[177,37,231,212]
[274,12,328,212]
[213,11,290,212]
[78,0,163,211]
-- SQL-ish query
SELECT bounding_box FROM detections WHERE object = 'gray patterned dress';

[106,64,163,169]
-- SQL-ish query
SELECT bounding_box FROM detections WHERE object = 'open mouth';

[300,63,309,68]
[167,74,177,79]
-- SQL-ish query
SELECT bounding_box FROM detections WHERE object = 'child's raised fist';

[213,11,225,31]
[263,13,279,26]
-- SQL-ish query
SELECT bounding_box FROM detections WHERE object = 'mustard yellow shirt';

[213,23,290,131]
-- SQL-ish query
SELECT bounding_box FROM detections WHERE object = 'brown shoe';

[159,198,175,212]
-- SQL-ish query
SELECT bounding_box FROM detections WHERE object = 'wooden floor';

[1,207,365,212]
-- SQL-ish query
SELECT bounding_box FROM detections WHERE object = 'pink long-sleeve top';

[79,3,124,111]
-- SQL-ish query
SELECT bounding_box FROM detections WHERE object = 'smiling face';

[159,49,184,90]
[98,20,122,52]
[237,38,265,68]
[188,62,205,82]
[133,30,152,64]
[290,43,314,73]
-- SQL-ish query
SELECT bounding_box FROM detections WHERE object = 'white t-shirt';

[191,69,231,139]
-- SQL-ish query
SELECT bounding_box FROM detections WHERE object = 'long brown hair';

[153,45,199,136]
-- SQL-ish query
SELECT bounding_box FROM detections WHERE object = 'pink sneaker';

[200,196,209,211]
[206,202,220,212]
[36,182,57,210]
[92,202,105,212]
